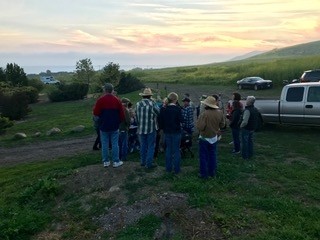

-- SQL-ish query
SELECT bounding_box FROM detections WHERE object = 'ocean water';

[23,64,176,74]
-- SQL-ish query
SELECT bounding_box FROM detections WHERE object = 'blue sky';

[0,0,319,73]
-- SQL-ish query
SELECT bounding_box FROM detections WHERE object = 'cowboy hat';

[201,96,219,109]
[139,88,153,96]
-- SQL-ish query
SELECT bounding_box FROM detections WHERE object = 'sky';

[0,0,319,73]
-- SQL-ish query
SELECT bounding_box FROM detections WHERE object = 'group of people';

[93,83,260,178]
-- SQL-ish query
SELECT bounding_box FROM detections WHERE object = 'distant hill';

[229,51,265,61]
[247,40,320,60]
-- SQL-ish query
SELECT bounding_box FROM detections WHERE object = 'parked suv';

[300,69,320,82]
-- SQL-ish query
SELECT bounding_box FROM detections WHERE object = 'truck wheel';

[254,85,258,91]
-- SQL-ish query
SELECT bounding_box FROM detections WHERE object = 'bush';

[18,86,39,104]
[28,78,44,92]
[116,73,145,94]
[0,116,13,134]
[0,89,30,120]
[47,83,89,102]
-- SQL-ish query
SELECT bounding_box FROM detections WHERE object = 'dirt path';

[0,135,96,166]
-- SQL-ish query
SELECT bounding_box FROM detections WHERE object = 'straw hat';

[139,88,153,96]
[201,96,219,109]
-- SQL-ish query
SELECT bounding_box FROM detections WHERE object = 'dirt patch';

[0,135,96,166]
[57,162,229,239]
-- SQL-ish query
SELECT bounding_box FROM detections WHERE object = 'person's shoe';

[232,150,241,154]
[145,163,157,169]
[229,141,234,145]
[198,174,208,179]
[113,161,124,168]
[103,161,110,167]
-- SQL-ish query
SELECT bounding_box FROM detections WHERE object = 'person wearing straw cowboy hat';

[135,87,160,169]
[196,96,226,178]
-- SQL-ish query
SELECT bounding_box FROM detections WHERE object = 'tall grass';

[129,55,320,86]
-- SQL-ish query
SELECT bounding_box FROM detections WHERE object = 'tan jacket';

[196,108,226,138]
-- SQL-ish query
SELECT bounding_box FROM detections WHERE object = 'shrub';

[18,86,39,104]
[116,73,145,94]
[28,78,44,92]
[0,88,30,120]
[47,83,89,102]
[0,116,13,134]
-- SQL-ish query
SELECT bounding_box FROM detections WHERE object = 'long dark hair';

[232,100,241,109]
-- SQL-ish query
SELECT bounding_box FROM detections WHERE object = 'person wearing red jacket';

[93,83,125,168]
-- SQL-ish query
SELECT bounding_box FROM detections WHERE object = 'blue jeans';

[139,131,156,167]
[119,131,128,161]
[199,139,217,178]
[241,129,254,159]
[231,128,240,152]
[165,133,182,173]
[100,130,120,163]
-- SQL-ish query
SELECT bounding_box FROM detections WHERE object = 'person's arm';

[196,113,206,131]
[240,110,250,128]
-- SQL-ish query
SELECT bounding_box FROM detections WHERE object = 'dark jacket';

[243,105,259,131]
[229,108,242,129]
[159,104,183,134]
[93,93,125,132]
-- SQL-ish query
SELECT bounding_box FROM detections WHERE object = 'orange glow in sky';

[0,0,319,72]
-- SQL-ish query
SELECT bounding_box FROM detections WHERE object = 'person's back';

[94,94,124,132]
[135,88,160,169]
[159,92,183,174]
[136,98,159,134]
[181,97,194,134]
[93,83,125,168]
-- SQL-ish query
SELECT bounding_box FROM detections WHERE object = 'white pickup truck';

[254,82,320,126]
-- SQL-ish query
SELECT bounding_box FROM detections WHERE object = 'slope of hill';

[229,50,265,61]
[248,40,320,60]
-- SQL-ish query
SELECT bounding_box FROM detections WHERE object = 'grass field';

[0,86,319,239]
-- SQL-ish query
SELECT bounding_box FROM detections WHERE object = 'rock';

[109,185,120,192]
[71,125,85,133]
[13,132,27,139]
[33,132,41,137]
[46,128,61,136]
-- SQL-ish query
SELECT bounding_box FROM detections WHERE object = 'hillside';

[247,40,320,60]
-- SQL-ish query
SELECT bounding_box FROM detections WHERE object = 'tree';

[4,63,28,86]
[100,62,121,86]
[0,67,5,82]
[75,58,95,85]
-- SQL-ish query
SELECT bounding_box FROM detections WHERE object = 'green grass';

[129,55,320,87]
[0,91,141,146]
[1,126,319,239]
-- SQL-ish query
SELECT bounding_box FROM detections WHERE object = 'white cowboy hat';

[201,96,219,109]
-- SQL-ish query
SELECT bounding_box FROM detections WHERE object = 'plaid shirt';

[182,105,194,131]
[135,99,160,134]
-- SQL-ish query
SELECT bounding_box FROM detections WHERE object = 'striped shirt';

[135,99,160,134]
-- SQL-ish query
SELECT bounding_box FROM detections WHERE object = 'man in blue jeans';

[93,83,125,168]
[240,96,259,160]
[135,88,160,169]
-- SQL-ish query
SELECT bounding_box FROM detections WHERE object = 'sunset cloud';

[0,0,319,71]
